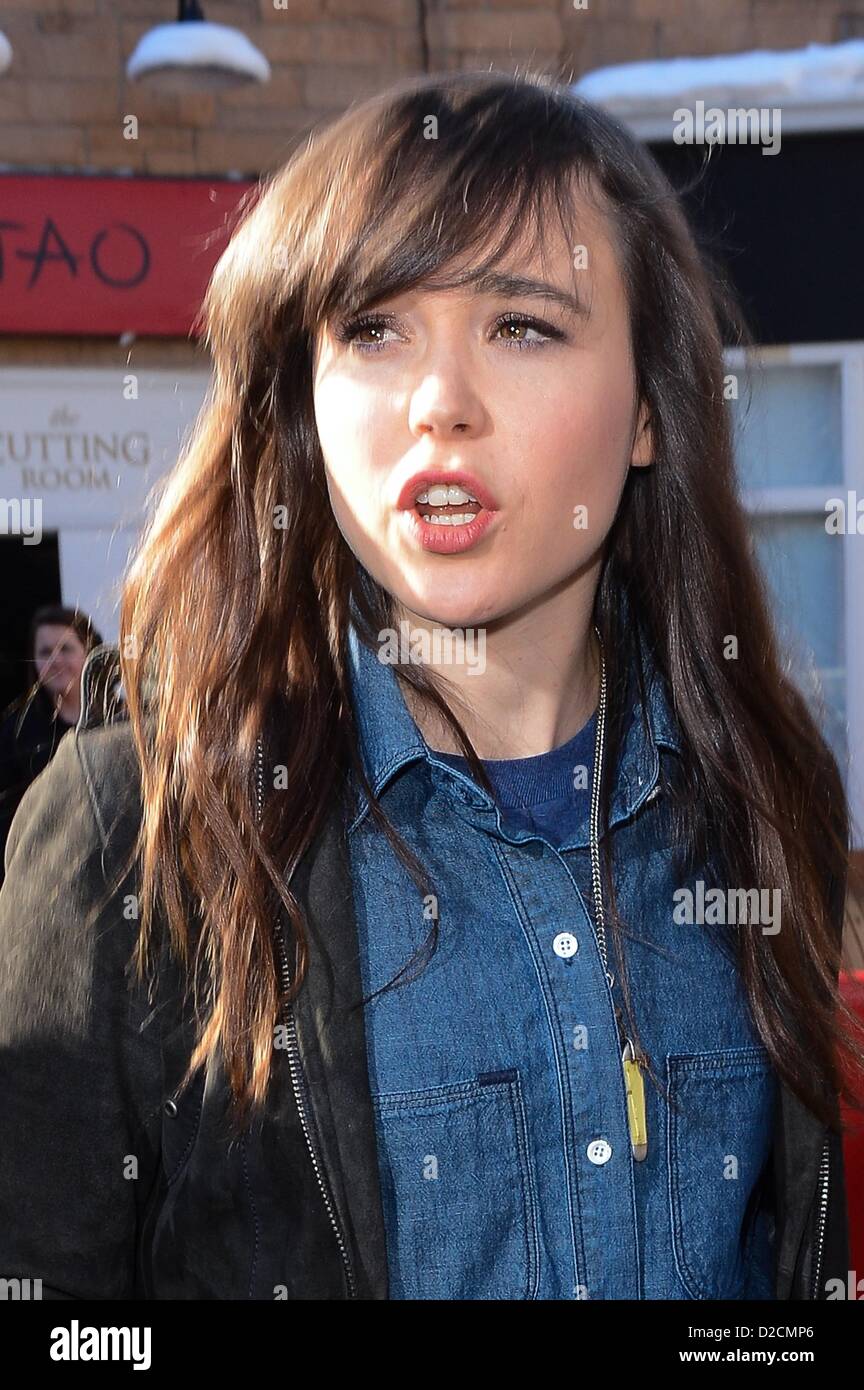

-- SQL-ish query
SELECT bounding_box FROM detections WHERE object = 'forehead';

[319,187,625,330]
[422,195,621,309]
[477,187,618,274]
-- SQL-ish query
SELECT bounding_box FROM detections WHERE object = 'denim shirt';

[433,711,598,847]
[345,621,778,1300]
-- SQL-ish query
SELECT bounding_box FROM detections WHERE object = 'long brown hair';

[119,69,864,1130]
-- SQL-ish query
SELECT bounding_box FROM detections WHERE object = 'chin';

[399,592,503,632]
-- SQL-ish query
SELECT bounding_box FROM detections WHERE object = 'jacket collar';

[345,605,683,846]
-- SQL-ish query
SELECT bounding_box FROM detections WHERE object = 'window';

[726,344,864,846]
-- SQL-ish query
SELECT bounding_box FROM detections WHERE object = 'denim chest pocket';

[667,1046,777,1300]
[372,1068,539,1300]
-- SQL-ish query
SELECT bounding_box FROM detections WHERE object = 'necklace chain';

[588,623,612,990]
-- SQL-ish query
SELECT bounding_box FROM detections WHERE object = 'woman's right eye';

[335,313,401,352]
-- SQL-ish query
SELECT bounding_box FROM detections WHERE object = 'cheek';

[314,376,394,510]
[321,463,367,557]
[316,403,393,570]
[493,369,633,568]
[527,365,635,512]
[314,381,367,531]
[314,372,391,451]
[314,376,354,466]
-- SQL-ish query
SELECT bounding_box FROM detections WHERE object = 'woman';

[0,605,101,882]
[0,71,860,1301]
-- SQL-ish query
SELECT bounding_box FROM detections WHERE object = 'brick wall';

[1,0,862,375]
[1,0,864,177]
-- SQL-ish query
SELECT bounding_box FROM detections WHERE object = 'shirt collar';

[346,608,683,843]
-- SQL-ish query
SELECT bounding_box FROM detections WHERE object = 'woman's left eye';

[492,314,562,349]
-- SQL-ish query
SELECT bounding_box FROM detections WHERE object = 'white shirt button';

[552,931,579,958]
[587,1139,612,1165]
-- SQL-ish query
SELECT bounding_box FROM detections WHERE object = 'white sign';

[0,367,211,530]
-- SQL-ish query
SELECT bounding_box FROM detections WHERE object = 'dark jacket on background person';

[0,644,851,1300]
[0,686,74,886]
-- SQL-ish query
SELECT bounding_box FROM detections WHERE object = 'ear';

[630,399,653,469]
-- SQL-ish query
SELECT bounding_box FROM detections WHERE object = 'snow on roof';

[573,40,864,137]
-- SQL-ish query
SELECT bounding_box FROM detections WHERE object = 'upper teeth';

[415,484,479,506]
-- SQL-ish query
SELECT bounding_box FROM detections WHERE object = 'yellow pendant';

[622,1039,648,1161]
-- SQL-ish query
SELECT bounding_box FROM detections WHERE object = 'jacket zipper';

[256,737,358,1299]
[809,1135,830,1300]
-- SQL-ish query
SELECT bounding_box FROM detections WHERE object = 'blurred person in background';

[0,605,102,881]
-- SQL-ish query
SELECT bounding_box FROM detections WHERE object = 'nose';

[408,370,486,440]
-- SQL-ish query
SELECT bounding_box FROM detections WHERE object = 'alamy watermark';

[0,1276,42,1299]
[825,491,864,534]
[673,880,781,935]
[0,497,42,545]
[824,1270,864,1299]
[49,1320,151,1369]
[377,622,487,675]
[673,102,781,156]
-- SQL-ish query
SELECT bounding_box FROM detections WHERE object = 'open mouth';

[414,484,483,526]
[397,473,498,552]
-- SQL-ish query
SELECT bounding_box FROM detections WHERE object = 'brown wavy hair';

[118,69,864,1131]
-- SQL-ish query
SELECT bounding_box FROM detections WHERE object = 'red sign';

[0,174,258,338]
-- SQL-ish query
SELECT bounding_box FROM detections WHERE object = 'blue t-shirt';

[430,708,597,848]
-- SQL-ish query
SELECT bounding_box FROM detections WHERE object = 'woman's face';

[312,192,651,630]
[34,624,88,701]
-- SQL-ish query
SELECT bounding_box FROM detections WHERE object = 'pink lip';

[400,506,497,554]
[396,469,499,513]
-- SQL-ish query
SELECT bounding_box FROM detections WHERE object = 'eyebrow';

[464,271,590,319]
[334,270,592,330]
